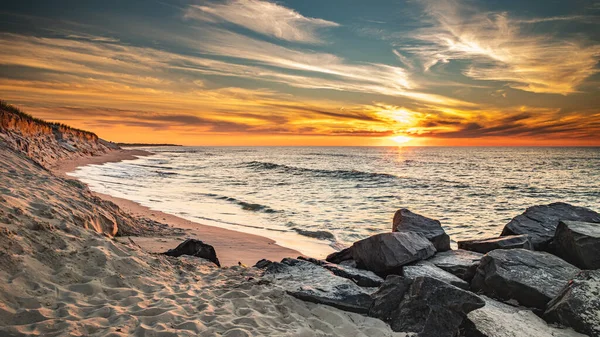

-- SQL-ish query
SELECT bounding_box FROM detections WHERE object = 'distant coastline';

[116,142,182,147]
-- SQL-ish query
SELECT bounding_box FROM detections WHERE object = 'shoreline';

[52,149,302,267]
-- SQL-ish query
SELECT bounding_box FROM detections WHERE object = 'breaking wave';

[292,228,336,241]
[243,161,396,181]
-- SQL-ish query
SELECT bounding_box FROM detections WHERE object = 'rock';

[369,275,412,321]
[501,202,600,250]
[297,256,384,287]
[262,258,374,313]
[390,276,485,336]
[554,220,600,269]
[325,247,353,264]
[463,295,587,337]
[352,232,436,275]
[163,238,220,267]
[254,259,273,269]
[322,263,384,287]
[403,261,469,290]
[471,249,580,310]
[458,235,533,254]
[427,249,483,282]
[339,259,357,268]
[544,270,600,336]
[393,208,450,251]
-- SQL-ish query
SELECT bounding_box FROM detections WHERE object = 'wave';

[155,171,177,176]
[132,163,175,170]
[183,214,288,232]
[199,193,279,213]
[306,152,353,158]
[292,228,336,241]
[243,161,397,181]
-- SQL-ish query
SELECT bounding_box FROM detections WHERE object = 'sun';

[390,135,413,145]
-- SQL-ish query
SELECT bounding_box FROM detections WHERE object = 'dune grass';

[0,100,98,137]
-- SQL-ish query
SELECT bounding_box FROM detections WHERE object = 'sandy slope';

[0,143,405,336]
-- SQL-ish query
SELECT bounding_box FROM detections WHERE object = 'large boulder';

[262,258,375,313]
[471,249,580,310]
[544,270,600,336]
[390,276,485,336]
[554,220,600,269]
[325,247,354,264]
[163,238,220,267]
[352,232,436,275]
[297,256,384,287]
[463,296,587,337]
[403,261,469,290]
[457,235,533,254]
[501,202,600,250]
[427,249,483,282]
[369,275,412,321]
[393,209,450,251]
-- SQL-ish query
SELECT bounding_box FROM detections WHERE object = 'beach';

[0,107,404,336]
[64,146,600,253]
[52,149,302,267]
[1,0,600,334]
[1,103,598,337]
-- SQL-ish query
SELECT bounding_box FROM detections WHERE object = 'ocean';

[69,146,600,256]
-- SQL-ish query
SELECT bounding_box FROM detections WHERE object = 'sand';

[0,143,406,336]
[51,149,153,176]
[52,149,302,267]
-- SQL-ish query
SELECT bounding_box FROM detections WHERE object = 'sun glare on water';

[390,135,413,145]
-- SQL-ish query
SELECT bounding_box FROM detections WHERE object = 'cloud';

[517,15,599,24]
[406,0,600,94]
[181,27,478,106]
[408,107,600,140]
[191,28,413,88]
[184,0,339,43]
[362,102,600,141]
[0,31,477,108]
[64,33,120,43]
[1,0,599,146]
[264,103,384,122]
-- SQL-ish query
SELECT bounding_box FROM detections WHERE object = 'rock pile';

[500,202,600,250]
[274,203,600,336]
[167,203,600,336]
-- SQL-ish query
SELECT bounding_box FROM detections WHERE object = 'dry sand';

[52,149,302,267]
[0,143,406,336]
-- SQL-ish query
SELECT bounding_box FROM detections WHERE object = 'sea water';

[69,146,600,256]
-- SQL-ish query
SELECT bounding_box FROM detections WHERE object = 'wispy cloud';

[184,0,339,44]
[0,30,477,108]
[517,15,599,24]
[364,103,600,140]
[181,28,477,106]
[406,0,600,94]
[64,33,120,43]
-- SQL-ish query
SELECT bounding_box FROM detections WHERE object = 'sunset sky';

[1,0,599,146]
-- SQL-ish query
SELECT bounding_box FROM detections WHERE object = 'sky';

[0,0,599,146]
